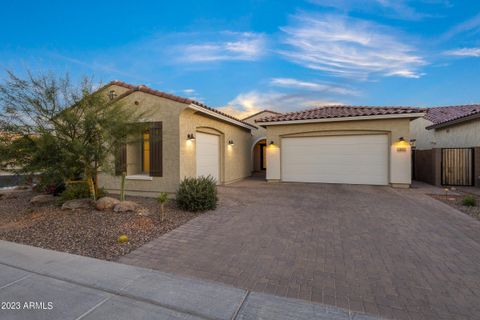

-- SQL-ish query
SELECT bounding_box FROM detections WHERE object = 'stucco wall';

[265,118,413,186]
[179,109,252,184]
[411,117,480,150]
[98,91,186,196]
[243,111,279,171]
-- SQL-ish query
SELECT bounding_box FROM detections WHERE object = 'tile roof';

[108,81,255,129]
[424,105,480,128]
[242,110,282,121]
[255,105,424,123]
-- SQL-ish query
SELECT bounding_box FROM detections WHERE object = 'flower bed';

[0,191,198,260]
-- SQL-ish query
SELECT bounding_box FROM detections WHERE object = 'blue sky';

[1,1,480,117]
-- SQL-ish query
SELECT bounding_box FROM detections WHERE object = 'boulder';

[113,201,140,213]
[61,198,93,210]
[30,194,56,205]
[137,207,151,216]
[95,197,120,211]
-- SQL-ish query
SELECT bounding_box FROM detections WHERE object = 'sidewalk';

[0,241,381,320]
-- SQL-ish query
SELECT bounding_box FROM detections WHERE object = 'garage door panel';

[196,133,220,183]
[281,135,388,185]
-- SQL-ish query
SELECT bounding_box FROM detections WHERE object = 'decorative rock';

[30,194,56,205]
[61,198,93,210]
[137,207,151,216]
[113,201,139,213]
[95,197,120,211]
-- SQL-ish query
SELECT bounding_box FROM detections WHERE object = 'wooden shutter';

[149,122,163,177]
[115,143,127,176]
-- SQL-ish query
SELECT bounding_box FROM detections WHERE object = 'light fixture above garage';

[187,133,195,140]
[228,140,234,145]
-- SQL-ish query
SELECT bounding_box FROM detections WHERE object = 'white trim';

[257,113,426,126]
[188,104,255,130]
[126,175,153,181]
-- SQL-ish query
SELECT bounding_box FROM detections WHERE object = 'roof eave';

[426,112,480,130]
[257,112,426,126]
[187,104,256,130]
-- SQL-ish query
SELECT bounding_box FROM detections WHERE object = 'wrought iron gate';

[441,148,474,186]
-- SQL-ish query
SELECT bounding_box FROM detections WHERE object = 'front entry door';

[260,144,267,170]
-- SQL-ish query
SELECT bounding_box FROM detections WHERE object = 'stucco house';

[98,81,256,197]
[410,105,480,187]
[98,81,424,196]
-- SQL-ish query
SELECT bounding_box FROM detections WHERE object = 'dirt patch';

[0,191,198,260]
[429,193,480,220]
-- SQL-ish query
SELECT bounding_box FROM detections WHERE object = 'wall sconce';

[108,90,117,100]
[228,140,234,145]
[269,141,275,145]
[396,137,408,152]
[187,133,195,140]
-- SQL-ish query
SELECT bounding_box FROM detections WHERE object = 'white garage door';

[196,132,220,183]
[282,135,388,185]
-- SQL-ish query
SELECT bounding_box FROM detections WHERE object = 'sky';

[1,0,480,118]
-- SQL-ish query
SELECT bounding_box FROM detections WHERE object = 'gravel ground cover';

[429,192,480,220]
[0,190,198,260]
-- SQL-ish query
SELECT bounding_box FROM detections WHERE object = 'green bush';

[60,182,91,202]
[34,173,65,195]
[461,195,477,207]
[176,176,217,212]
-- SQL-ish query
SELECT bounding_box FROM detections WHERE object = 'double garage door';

[281,134,389,185]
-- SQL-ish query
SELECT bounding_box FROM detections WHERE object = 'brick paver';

[119,180,480,320]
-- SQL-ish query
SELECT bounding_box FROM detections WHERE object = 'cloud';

[270,78,359,95]
[216,90,343,119]
[441,12,480,41]
[309,0,444,21]
[444,48,480,57]
[279,13,425,80]
[176,32,266,63]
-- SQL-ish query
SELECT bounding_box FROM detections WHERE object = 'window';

[142,130,150,173]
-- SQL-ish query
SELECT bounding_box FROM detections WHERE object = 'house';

[98,81,425,196]
[98,81,256,197]
[410,105,480,187]
[256,106,424,188]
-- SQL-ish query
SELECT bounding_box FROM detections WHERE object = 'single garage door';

[196,132,220,183]
[281,134,388,185]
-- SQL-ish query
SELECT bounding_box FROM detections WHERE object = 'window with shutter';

[149,122,163,177]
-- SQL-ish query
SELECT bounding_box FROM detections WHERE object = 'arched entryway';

[252,138,267,177]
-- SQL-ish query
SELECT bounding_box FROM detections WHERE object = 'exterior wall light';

[108,90,117,100]
[187,133,195,140]
[228,140,234,145]
[398,137,405,142]
[269,141,275,145]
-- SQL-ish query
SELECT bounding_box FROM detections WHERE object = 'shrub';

[60,182,91,202]
[157,192,169,221]
[176,176,217,212]
[34,173,65,196]
[461,195,476,207]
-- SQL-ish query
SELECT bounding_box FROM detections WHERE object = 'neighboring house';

[256,106,424,188]
[410,105,480,187]
[98,81,256,197]
[98,81,425,196]
[242,110,281,173]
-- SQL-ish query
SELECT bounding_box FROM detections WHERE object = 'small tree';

[157,192,169,221]
[0,71,147,198]
[120,172,126,202]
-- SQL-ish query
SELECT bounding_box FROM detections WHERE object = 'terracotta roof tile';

[109,81,255,128]
[424,105,480,126]
[255,105,424,123]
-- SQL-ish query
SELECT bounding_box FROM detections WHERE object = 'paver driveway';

[120,179,480,320]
